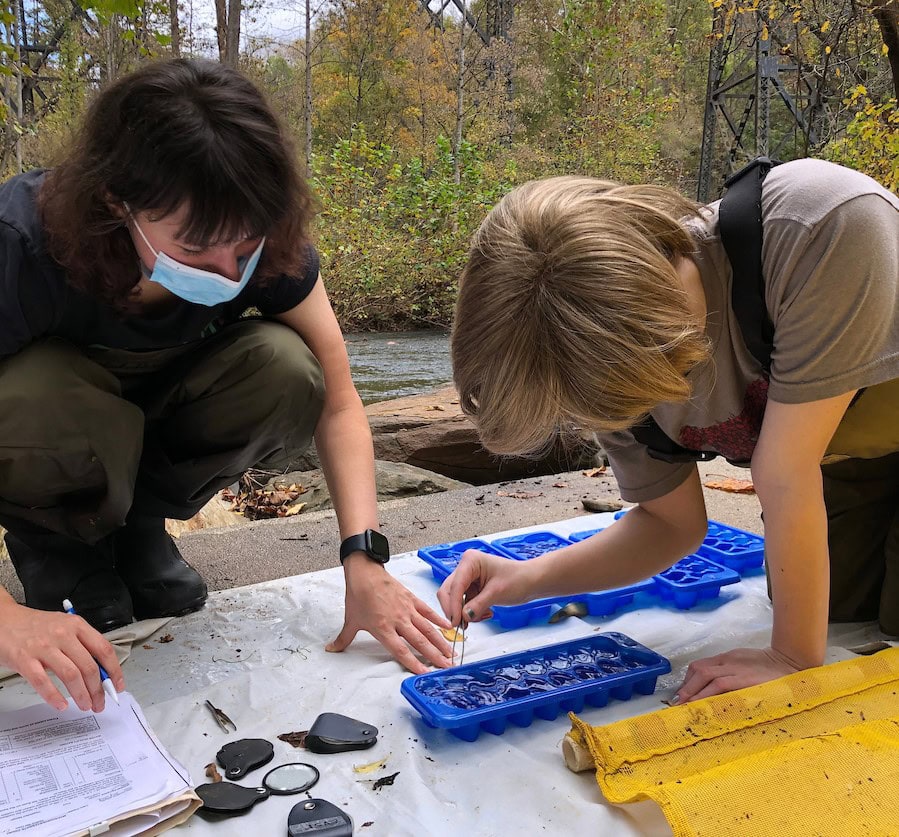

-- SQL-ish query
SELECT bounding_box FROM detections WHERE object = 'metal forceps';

[205,700,237,732]
[452,593,467,667]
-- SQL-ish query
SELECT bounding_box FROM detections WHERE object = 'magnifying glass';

[196,763,320,815]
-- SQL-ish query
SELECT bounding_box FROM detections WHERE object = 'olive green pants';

[0,321,324,544]
[824,452,899,634]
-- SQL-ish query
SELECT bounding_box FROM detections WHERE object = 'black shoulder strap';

[630,156,779,463]
[719,156,780,373]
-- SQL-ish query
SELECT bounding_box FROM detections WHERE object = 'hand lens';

[196,762,320,815]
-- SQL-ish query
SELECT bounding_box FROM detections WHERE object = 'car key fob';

[305,713,377,754]
[216,738,275,778]
[287,798,353,835]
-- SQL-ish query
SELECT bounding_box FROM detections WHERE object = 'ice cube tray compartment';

[489,531,574,560]
[568,528,603,542]
[652,554,741,609]
[401,632,671,741]
[697,521,765,574]
[417,539,508,582]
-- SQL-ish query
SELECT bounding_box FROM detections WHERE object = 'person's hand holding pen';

[63,600,120,707]
[0,587,124,712]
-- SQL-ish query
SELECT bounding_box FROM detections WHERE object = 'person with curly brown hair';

[0,58,452,713]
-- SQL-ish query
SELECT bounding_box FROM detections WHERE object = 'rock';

[365,385,602,485]
[266,460,469,514]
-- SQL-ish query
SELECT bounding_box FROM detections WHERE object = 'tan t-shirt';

[598,159,899,503]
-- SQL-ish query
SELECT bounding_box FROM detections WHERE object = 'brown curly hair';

[40,58,315,309]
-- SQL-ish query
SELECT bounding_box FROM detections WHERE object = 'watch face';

[367,530,390,562]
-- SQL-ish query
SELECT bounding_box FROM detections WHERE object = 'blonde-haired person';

[438,159,899,703]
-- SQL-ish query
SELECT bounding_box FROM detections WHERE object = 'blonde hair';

[451,175,711,457]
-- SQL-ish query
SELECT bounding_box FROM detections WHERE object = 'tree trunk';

[169,0,181,57]
[452,1,467,186]
[225,0,241,67]
[214,0,227,62]
[304,0,313,178]
[872,0,899,100]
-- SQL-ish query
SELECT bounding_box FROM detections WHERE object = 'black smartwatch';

[339,529,390,565]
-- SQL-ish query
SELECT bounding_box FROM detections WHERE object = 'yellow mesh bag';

[569,648,899,836]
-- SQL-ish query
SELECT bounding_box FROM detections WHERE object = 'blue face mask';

[128,206,265,307]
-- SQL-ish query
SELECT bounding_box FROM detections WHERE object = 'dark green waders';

[0,320,324,624]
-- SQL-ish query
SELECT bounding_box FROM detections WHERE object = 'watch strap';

[339,533,369,564]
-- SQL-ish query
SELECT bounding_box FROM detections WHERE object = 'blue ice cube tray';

[697,521,765,574]
[568,528,604,542]
[417,539,508,582]
[490,579,656,629]
[400,632,670,742]
[614,511,765,576]
[489,531,574,560]
[652,555,741,609]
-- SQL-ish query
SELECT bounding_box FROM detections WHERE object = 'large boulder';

[265,459,469,514]
[363,384,600,485]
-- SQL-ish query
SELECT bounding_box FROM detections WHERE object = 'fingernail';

[670,694,681,705]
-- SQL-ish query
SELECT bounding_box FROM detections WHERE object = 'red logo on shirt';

[679,377,769,462]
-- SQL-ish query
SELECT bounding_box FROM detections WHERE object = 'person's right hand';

[0,598,125,712]
[437,549,536,626]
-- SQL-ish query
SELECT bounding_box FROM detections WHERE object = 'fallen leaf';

[582,466,607,477]
[425,405,445,411]
[581,498,624,513]
[142,644,154,650]
[277,731,309,748]
[552,482,569,488]
[205,763,223,782]
[496,490,544,499]
[353,755,391,774]
[440,626,465,642]
[362,823,374,829]
[158,634,174,643]
[703,477,755,494]
[372,771,400,791]
[284,503,306,516]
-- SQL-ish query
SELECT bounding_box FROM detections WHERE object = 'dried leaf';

[582,466,607,477]
[552,482,569,488]
[372,771,400,791]
[353,755,390,774]
[205,763,223,782]
[496,490,544,499]
[158,634,174,643]
[284,503,307,516]
[425,405,445,411]
[441,626,465,642]
[142,644,154,650]
[703,477,755,494]
[277,730,309,748]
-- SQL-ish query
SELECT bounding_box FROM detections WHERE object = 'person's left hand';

[674,646,806,704]
[326,556,454,674]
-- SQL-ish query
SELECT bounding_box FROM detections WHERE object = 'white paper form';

[0,693,193,837]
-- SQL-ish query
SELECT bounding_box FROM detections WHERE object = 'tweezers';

[205,699,237,732]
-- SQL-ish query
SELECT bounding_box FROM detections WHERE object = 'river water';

[345,330,453,404]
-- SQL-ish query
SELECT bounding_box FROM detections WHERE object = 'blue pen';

[62,598,120,706]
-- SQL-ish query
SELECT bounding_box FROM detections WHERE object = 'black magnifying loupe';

[196,762,321,816]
